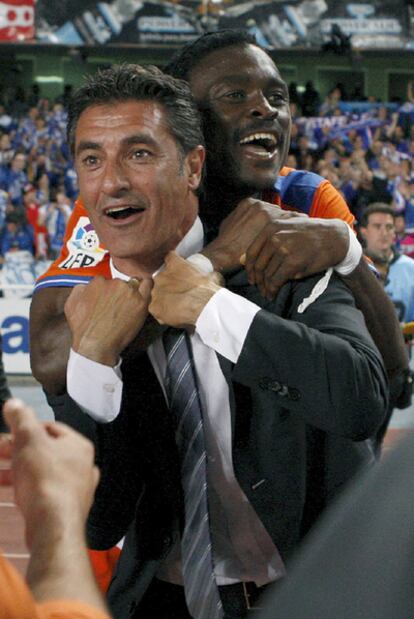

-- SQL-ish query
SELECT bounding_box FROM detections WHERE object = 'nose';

[249,91,278,120]
[101,159,131,196]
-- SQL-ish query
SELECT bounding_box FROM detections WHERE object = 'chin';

[240,171,280,193]
[240,160,283,189]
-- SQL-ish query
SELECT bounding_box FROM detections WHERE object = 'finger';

[0,469,13,486]
[211,271,224,287]
[0,434,13,459]
[67,282,87,301]
[139,278,153,302]
[148,311,165,325]
[64,283,87,314]
[236,197,259,214]
[283,211,308,219]
[127,277,141,292]
[250,239,283,293]
[162,251,185,274]
[266,258,305,296]
[3,399,38,437]
[244,233,269,283]
[261,254,290,297]
[43,421,71,438]
[163,251,179,266]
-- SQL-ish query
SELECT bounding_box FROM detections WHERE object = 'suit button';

[259,377,282,392]
[289,388,301,401]
[278,384,289,397]
[259,377,270,390]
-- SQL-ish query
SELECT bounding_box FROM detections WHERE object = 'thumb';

[163,250,179,266]
[164,251,190,273]
[139,277,153,302]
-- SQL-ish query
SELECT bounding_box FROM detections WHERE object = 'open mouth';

[105,205,145,220]
[239,132,278,158]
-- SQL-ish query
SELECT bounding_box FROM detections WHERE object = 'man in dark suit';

[61,63,387,619]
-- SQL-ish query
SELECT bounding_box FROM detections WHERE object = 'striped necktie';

[163,328,224,619]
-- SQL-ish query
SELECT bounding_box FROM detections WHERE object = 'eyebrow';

[217,74,287,89]
[75,141,101,157]
[123,134,160,151]
[75,133,159,158]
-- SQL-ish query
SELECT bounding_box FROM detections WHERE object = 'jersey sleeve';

[309,180,355,228]
[0,554,111,619]
[37,599,111,619]
[0,553,44,619]
[34,200,110,293]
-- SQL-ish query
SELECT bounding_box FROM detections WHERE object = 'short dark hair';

[359,203,396,227]
[165,29,260,82]
[6,211,24,226]
[67,64,204,157]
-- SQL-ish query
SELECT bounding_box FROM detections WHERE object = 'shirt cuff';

[186,253,214,273]
[67,349,123,423]
[195,288,260,363]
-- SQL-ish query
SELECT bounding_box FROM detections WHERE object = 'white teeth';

[106,205,142,215]
[106,206,130,214]
[240,133,277,145]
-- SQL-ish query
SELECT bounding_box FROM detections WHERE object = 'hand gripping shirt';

[34,167,354,292]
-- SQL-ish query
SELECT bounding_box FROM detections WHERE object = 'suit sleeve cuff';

[195,288,260,363]
[67,349,123,422]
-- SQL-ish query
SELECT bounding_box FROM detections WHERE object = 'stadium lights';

[34,76,64,84]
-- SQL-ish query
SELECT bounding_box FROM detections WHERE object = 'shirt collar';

[110,216,204,281]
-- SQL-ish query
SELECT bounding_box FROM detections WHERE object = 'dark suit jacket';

[73,270,388,618]
[257,431,414,619]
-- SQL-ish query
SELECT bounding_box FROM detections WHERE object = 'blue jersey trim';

[274,170,325,215]
[34,275,92,292]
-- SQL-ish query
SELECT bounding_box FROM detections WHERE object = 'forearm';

[31,314,71,394]
[0,338,12,432]
[341,258,409,378]
[27,512,108,613]
[0,349,11,405]
[30,288,73,395]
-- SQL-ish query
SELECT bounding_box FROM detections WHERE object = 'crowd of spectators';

[287,80,414,259]
[0,88,76,294]
[0,79,414,296]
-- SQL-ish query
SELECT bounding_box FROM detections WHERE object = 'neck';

[367,247,393,263]
[201,182,255,229]
[112,211,200,278]
[112,254,164,279]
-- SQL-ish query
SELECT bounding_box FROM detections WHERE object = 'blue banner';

[33,1,412,50]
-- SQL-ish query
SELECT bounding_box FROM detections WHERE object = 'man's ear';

[184,145,205,191]
[359,225,367,241]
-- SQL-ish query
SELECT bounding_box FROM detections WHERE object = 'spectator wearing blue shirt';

[0,211,34,258]
[359,203,414,324]
[0,152,28,207]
